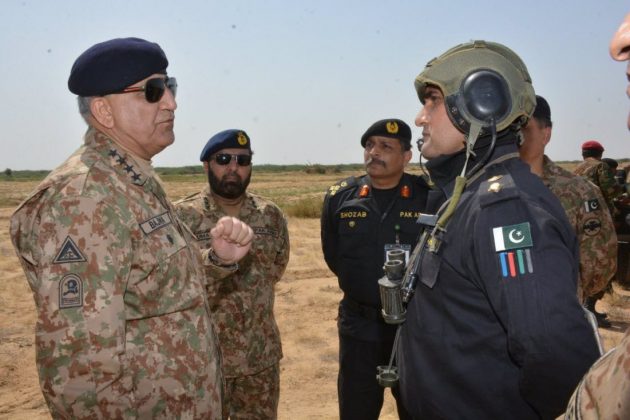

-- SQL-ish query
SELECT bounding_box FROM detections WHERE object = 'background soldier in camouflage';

[175,129,290,420]
[519,95,617,327]
[573,140,623,218]
[10,38,254,419]
[563,14,630,418]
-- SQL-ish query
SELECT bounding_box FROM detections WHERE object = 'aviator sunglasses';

[212,153,252,166]
[115,77,177,103]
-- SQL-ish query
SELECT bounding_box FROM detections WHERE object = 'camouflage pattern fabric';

[175,187,289,415]
[543,157,617,301]
[573,158,623,218]
[10,129,224,419]
[222,363,280,420]
[564,327,630,419]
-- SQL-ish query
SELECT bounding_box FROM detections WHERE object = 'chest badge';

[359,185,370,198]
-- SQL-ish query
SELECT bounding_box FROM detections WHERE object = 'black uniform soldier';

[396,41,600,419]
[321,119,429,420]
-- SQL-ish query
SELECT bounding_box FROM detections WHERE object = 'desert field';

[1,170,628,420]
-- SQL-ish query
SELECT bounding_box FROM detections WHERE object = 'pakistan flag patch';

[492,222,533,252]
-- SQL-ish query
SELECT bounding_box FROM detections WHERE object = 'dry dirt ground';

[1,178,628,420]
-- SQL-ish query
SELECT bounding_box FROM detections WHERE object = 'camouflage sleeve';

[271,213,290,284]
[564,328,630,419]
[596,164,623,212]
[576,188,618,299]
[11,194,134,418]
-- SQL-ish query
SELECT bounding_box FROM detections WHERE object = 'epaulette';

[173,191,203,205]
[478,167,520,208]
[326,176,357,197]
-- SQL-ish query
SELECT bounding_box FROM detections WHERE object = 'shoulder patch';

[583,218,602,236]
[59,273,83,308]
[584,198,601,213]
[53,236,87,264]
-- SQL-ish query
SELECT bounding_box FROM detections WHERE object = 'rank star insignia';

[108,149,118,158]
[124,164,134,173]
[117,156,127,165]
[488,182,502,193]
[386,121,399,134]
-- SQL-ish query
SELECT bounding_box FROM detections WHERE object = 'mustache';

[366,157,386,167]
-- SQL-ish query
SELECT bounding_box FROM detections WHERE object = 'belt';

[342,298,384,322]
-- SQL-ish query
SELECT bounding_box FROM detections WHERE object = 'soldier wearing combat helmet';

[10,37,253,418]
[395,41,599,419]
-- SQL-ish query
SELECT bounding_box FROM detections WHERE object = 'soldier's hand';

[210,216,254,264]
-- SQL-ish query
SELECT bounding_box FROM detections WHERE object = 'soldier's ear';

[90,97,115,129]
[542,126,552,146]
[203,161,210,175]
[403,149,412,165]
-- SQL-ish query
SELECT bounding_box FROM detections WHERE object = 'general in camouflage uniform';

[10,38,254,419]
[520,96,617,304]
[175,129,290,420]
[573,140,623,218]
[560,12,630,420]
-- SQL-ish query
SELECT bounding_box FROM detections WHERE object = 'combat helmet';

[415,40,536,137]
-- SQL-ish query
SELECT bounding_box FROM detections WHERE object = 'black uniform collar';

[356,173,413,199]
[426,131,519,196]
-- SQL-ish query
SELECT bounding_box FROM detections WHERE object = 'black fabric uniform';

[321,172,429,420]
[397,136,600,420]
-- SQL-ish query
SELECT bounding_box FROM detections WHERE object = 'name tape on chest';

[139,212,173,235]
[253,226,278,237]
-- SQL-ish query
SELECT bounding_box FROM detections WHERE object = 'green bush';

[283,196,324,218]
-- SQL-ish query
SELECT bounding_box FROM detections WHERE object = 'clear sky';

[2,0,629,170]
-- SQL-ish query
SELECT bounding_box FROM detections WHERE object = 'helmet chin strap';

[461,121,483,177]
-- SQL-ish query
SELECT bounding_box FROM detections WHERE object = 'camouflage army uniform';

[542,156,617,301]
[175,186,290,419]
[573,158,623,217]
[10,129,226,419]
[564,327,630,419]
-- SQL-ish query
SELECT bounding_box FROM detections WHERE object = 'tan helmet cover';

[415,40,536,134]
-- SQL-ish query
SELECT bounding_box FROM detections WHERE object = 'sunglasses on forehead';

[115,76,177,103]
[211,153,252,166]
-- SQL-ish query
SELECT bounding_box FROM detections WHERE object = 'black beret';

[200,129,252,161]
[360,118,412,149]
[68,37,168,96]
[532,95,551,122]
